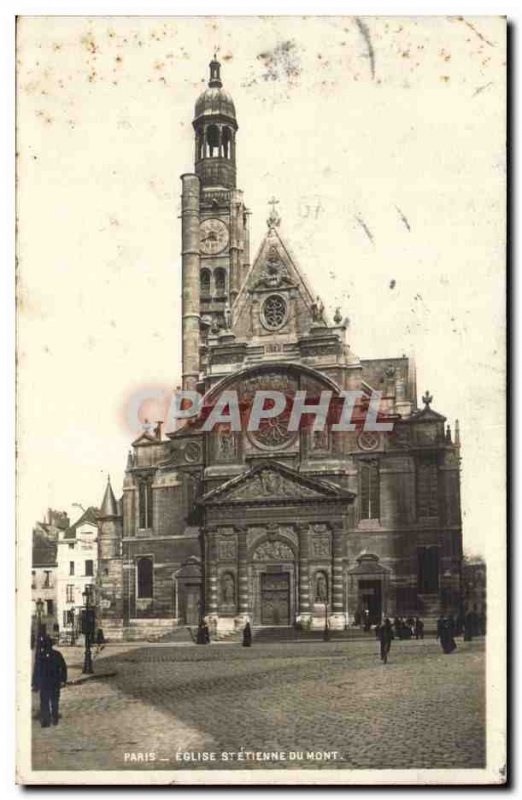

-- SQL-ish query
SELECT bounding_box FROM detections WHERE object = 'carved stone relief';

[227,469,322,501]
[252,540,294,561]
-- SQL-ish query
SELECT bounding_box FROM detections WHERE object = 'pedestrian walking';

[32,637,67,727]
[95,627,105,654]
[414,617,424,640]
[242,621,252,647]
[378,618,393,664]
[437,618,457,654]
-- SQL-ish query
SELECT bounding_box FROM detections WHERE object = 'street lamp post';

[323,599,330,642]
[82,585,94,674]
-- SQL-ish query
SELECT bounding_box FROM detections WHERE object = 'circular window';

[248,416,297,451]
[262,294,288,331]
[357,431,380,451]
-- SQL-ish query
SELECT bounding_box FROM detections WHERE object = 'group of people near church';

[195,619,253,647]
[436,610,485,648]
[392,616,425,640]
[375,610,485,663]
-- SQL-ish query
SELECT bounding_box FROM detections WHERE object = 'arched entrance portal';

[249,538,297,626]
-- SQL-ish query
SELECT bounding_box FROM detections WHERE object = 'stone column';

[241,209,251,286]
[205,527,219,630]
[296,524,312,627]
[180,173,200,392]
[236,526,250,626]
[229,191,241,304]
[330,521,346,630]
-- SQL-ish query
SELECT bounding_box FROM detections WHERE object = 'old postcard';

[16,15,506,785]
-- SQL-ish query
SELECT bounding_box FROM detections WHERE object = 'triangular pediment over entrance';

[199,460,355,507]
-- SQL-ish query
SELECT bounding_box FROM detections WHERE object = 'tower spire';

[208,54,222,88]
[100,474,118,518]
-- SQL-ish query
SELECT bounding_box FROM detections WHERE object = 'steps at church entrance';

[126,621,191,643]
[252,626,376,644]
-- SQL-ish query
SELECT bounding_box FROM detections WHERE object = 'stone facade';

[97,58,463,639]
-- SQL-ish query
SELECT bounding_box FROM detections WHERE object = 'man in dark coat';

[242,622,252,647]
[414,617,424,640]
[437,618,457,654]
[377,618,394,664]
[196,620,210,644]
[32,637,67,727]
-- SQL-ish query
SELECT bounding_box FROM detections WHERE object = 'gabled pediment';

[412,406,446,423]
[200,460,355,506]
[131,431,158,447]
[232,225,325,338]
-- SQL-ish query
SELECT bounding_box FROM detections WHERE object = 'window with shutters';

[138,479,153,529]
[359,460,380,520]
[416,457,439,518]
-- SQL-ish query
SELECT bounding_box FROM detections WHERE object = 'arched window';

[207,125,219,158]
[360,460,380,520]
[222,126,231,159]
[214,268,226,296]
[137,557,153,599]
[200,268,211,297]
[416,456,439,518]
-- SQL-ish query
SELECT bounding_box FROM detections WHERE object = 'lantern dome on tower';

[194,57,237,125]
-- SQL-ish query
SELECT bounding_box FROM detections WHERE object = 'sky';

[17,16,506,557]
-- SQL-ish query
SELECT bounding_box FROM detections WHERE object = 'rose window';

[262,294,287,330]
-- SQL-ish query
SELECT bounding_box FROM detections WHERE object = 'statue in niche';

[315,572,328,603]
[311,428,329,451]
[222,573,235,604]
[217,429,236,461]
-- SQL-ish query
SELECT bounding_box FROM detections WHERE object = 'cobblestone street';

[32,637,485,772]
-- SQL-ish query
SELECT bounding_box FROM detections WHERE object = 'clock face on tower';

[199,218,229,255]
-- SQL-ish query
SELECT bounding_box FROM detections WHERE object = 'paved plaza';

[32,636,485,772]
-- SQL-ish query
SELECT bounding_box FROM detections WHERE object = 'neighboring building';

[32,509,69,636]
[462,556,486,619]
[97,58,463,640]
[56,507,98,642]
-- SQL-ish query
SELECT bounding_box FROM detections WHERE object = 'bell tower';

[193,55,238,191]
[180,57,251,390]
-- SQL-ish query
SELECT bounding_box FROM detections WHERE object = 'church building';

[97,58,463,639]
